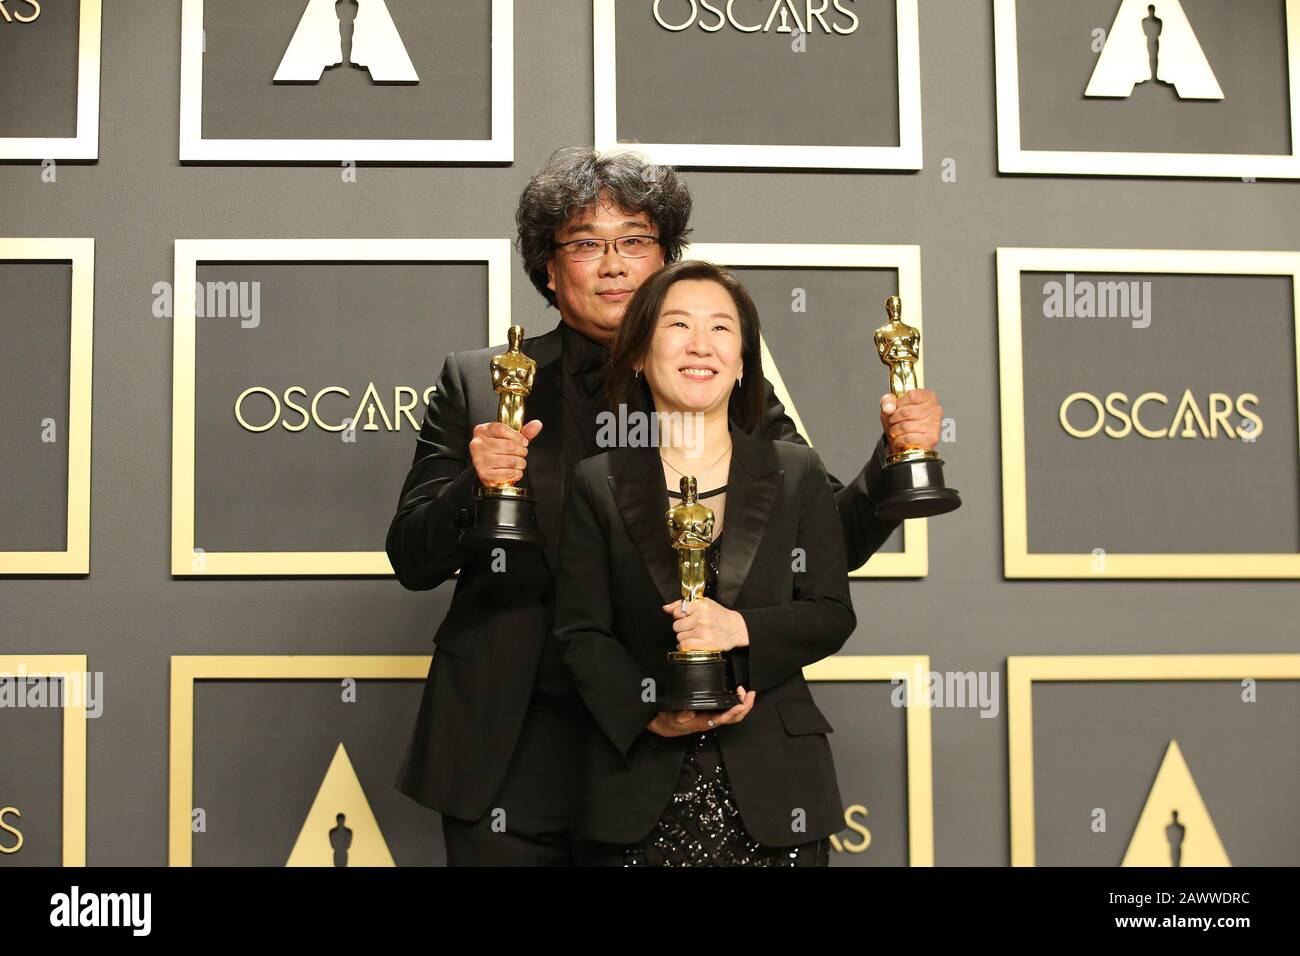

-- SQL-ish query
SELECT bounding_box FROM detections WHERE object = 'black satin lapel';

[717,440,783,608]
[611,448,680,607]
[524,355,565,576]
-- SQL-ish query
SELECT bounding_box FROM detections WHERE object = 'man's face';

[546,194,666,345]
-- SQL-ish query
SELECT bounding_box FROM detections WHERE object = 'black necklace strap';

[667,484,728,500]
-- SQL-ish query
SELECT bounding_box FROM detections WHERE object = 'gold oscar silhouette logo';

[1122,739,1230,866]
[1087,0,1223,100]
[275,0,418,84]
[286,743,394,867]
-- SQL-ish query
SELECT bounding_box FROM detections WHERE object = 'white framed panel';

[594,0,922,170]
[0,0,101,161]
[178,0,513,163]
[994,0,1300,178]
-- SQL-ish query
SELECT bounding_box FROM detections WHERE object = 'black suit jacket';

[553,425,855,847]
[386,321,899,822]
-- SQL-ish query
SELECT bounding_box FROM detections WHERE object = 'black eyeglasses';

[554,235,660,261]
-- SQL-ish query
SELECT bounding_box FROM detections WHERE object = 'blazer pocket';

[434,618,476,659]
[776,698,834,736]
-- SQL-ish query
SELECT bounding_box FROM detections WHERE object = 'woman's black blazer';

[553,422,857,847]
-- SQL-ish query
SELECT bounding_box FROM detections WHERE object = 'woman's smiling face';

[641,278,744,416]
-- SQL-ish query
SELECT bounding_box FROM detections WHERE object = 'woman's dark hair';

[515,147,693,308]
[605,259,765,434]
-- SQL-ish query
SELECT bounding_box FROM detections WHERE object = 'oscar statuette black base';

[660,650,737,712]
[459,488,545,551]
[873,453,962,522]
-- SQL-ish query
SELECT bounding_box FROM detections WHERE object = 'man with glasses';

[386,146,945,865]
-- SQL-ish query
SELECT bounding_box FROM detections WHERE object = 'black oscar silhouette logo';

[1165,808,1185,868]
[329,812,353,868]
[286,744,394,866]
[275,0,418,85]
[335,1,358,77]
[1121,740,1229,866]
[1086,0,1222,100]
[1142,5,1164,89]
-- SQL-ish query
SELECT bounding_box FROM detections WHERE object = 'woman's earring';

[736,371,743,387]
[635,368,641,380]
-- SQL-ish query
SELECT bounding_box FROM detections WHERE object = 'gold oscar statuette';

[459,324,545,551]
[871,295,961,520]
[660,475,737,712]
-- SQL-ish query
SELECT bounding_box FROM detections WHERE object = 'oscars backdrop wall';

[1,0,1296,867]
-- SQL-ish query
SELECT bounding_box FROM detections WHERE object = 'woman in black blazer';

[553,259,856,866]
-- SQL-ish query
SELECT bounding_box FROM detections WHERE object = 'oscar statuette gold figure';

[660,475,736,712]
[872,296,961,520]
[460,324,545,550]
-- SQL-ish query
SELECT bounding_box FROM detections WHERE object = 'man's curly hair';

[515,147,693,308]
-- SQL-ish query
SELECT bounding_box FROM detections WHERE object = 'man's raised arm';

[756,377,901,570]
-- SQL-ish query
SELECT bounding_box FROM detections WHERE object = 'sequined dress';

[615,498,831,867]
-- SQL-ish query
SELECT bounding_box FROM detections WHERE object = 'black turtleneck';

[560,318,609,377]
[533,322,612,710]
[560,320,609,466]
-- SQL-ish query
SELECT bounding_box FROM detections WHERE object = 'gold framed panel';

[0,238,94,575]
[1007,653,1300,866]
[593,0,922,170]
[997,247,1300,579]
[0,654,89,866]
[167,655,430,867]
[805,655,936,866]
[993,0,1300,179]
[686,242,930,578]
[0,0,101,161]
[178,0,514,163]
[170,237,512,576]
